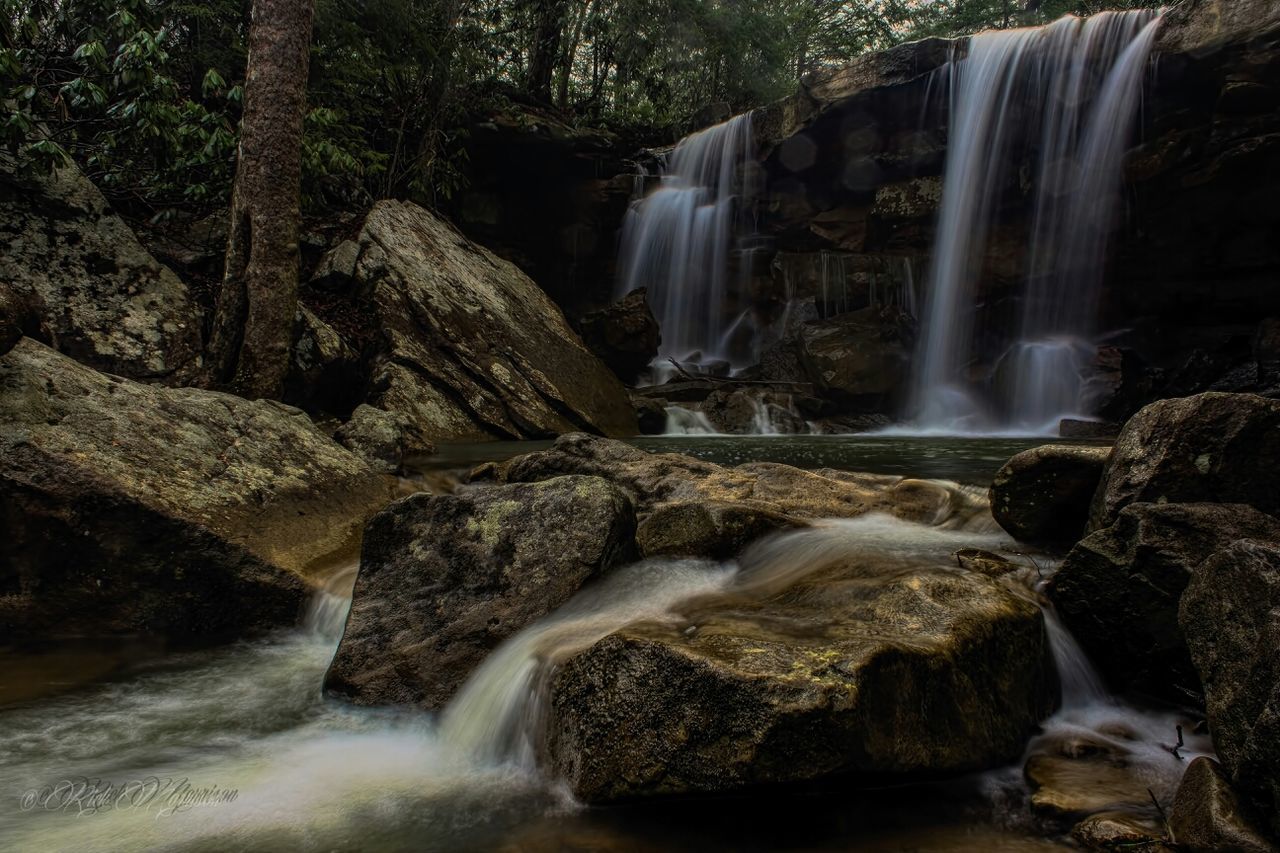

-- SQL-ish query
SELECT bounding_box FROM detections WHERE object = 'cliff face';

[465,3,1280,422]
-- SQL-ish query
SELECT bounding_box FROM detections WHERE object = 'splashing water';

[910,11,1162,434]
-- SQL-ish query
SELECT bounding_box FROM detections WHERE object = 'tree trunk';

[206,0,315,399]
[526,0,570,103]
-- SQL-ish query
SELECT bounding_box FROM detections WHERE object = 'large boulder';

[1170,757,1274,852]
[989,444,1111,547]
[325,476,637,709]
[1090,385,1280,534]
[0,340,391,639]
[546,560,1052,801]
[0,156,202,382]
[1052,502,1280,699]
[576,288,660,384]
[329,200,637,442]
[489,434,993,537]
[797,306,915,400]
[1181,540,1280,840]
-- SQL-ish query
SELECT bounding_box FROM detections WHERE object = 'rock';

[1157,0,1280,54]
[0,339,391,640]
[326,200,636,442]
[0,155,201,382]
[1170,757,1274,852]
[953,548,1021,578]
[0,285,35,357]
[989,444,1111,547]
[1180,541,1280,840]
[325,475,637,709]
[1053,502,1280,700]
[700,388,808,435]
[811,412,893,433]
[636,501,804,560]
[335,404,434,474]
[546,561,1052,801]
[1059,419,1120,439]
[1070,812,1166,851]
[797,306,915,400]
[1256,318,1280,386]
[498,434,992,529]
[576,288,660,384]
[631,396,668,435]
[285,304,362,415]
[1091,392,1280,533]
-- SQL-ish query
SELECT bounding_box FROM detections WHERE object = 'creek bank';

[0,339,391,640]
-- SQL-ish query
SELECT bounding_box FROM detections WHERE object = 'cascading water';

[911,11,1162,434]
[617,114,755,379]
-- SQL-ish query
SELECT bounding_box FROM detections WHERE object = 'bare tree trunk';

[206,0,315,399]
[526,0,570,103]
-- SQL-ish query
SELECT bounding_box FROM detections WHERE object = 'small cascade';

[617,114,755,373]
[911,11,1162,433]
[663,405,718,434]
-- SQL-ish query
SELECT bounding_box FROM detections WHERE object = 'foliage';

[1,0,1164,218]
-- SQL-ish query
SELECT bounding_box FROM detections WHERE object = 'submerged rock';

[546,561,1052,801]
[700,388,809,435]
[0,155,201,382]
[1180,541,1280,840]
[0,340,391,639]
[989,444,1111,547]
[1052,502,1280,700]
[322,200,637,442]
[326,475,637,709]
[1070,812,1166,851]
[1090,392,1280,532]
[1169,757,1274,852]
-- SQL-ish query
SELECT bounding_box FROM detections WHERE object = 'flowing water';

[910,11,1162,434]
[1,439,1199,851]
[617,113,756,378]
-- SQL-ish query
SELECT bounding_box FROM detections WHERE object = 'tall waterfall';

[617,114,755,378]
[912,11,1162,433]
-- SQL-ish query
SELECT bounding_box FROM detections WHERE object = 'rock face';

[491,433,992,535]
[326,200,637,442]
[989,444,1111,547]
[325,476,637,709]
[1052,502,1280,699]
[797,306,915,400]
[1089,393,1280,532]
[0,340,391,639]
[576,288,660,384]
[0,157,201,382]
[1170,757,1274,852]
[547,561,1051,801]
[1181,541,1280,840]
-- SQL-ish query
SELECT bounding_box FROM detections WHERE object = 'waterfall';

[617,114,755,377]
[911,11,1162,434]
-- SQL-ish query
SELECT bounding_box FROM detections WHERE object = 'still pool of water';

[3,434,1202,853]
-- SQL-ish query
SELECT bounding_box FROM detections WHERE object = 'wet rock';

[797,306,915,400]
[0,340,391,640]
[326,200,636,442]
[1169,757,1274,852]
[631,395,668,435]
[989,444,1111,547]
[1090,392,1280,533]
[953,548,1021,578]
[498,434,991,529]
[1059,419,1120,439]
[547,562,1051,801]
[700,388,808,435]
[577,288,661,384]
[325,475,637,709]
[1070,812,1166,851]
[0,155,201,382]
[1180,542,1280,840]
[811,412,893,433]
[1053,502,1280,700]
[636,501,804,560]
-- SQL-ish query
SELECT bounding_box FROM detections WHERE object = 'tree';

[206,0,315,399]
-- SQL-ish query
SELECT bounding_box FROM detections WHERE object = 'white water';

[617,114,756,376]
[910,11,1162,434]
